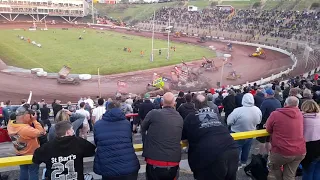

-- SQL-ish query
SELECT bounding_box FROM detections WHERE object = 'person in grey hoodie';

[227,93,262,167]
[48,109,85,141]
[207,93,222,122]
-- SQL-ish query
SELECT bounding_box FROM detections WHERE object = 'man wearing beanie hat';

[257,88,282,154]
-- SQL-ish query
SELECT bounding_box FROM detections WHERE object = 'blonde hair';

[55,110,70,123]
[301,100,320,113]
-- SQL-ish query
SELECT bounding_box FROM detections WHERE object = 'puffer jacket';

[93,108,140,177]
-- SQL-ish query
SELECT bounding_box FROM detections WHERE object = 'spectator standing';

[33,121,96,180]
[141,92,183,179]
[7,105,46,180]
[39,99,45,109]
[40,104,51,132]
[223,90,236,123]
[119,96,133,115]
[86,96,94,108]
[94,101,140,180]
[2,100,16,126]
[175,91,186,110]
[257,88,282,154]
[266,96,306,180]
[52,100,62,119]
[282,84,290,100]
[214,92,223,108]
[132,96,142,133]
[48,109,84,141]
[125,96,134,106]
[227,93,262,167]
[182,94,239,180]
[301,89,313,105]
[31,101,40,121]
[289,87,303,108]
[274,86,283,104]
[84,102,93,132]
[235,89,244,107]
[138,93,155,121]
[300,100,320,179]
[76,102,90,139]
[177,94,196,119]
[92,98,106,125]
[254,89,265,108]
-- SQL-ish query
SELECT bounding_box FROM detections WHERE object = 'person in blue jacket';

[94,101,140,180]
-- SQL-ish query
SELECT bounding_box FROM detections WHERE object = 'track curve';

[0,23,293,103]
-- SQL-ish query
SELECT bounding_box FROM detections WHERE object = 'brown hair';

[55,110,70,123]
[301,100,320,113]
[55,121,72,137]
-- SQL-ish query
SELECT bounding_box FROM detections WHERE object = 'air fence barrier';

[0,129,269,167]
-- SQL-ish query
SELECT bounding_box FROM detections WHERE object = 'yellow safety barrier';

[0,130,269,168]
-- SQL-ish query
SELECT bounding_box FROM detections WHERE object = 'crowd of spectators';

[148,7,319,42]
[0,74,320,179]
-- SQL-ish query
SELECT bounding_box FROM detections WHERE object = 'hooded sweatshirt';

[7,120,45,155]
[94,108,140,177]
[227,93,262,133]
[266,107,306,156]
[33,136,96,180]
[177,102,196,119]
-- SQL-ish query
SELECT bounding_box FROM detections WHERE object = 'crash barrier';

[0,129,269,167]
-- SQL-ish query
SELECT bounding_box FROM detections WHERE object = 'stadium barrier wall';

[0,129,269,167]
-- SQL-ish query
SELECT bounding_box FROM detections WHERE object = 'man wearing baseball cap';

[258,88,282,154]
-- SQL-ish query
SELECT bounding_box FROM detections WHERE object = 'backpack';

[244,154,268,180]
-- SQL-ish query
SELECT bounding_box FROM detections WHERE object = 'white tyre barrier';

[31,68,44,74]
[79,74,92,80]
[37,71,47,77]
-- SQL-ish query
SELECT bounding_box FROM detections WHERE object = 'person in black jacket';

[52,100,62,119]
[40,104,51,132]
[175,91,186,110]
[178,94,196,119]
[132,96,143,133]
[33,121,96,180]
[223,90,236,124]
[138,93,155,121]
[254,90,265,108]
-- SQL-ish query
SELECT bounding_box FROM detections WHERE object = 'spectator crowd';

[148,7,319,43]
[0,75,320,180]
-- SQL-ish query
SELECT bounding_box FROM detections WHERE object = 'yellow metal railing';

[0,130,269,168]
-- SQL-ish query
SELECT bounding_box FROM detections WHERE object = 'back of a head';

[289,87,300,96]
[5,100,11,106]
[55,110,70,123]
[55,121,73,137]
[163,92,175,107]
[98,98,104,106]
[242,93,254,107]
[107,101,120,110]
[178,91,184,97]
[185,94,192,103]
[301,100,320,113]
[194,94,208,110]
[303,89,312,98]
[80,102,85,108]
[285,96,299,107]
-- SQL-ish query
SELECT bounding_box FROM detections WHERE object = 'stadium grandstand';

[0,0,319,179]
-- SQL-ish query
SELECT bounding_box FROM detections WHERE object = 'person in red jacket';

[266,96,306,180]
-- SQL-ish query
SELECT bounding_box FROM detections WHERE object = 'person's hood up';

[102,108,126,122]
[207,94,213,101]
[276,107,300,118]
[256,91,265,97]
[242,93,254,107]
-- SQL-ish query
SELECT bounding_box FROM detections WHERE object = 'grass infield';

[0,28,215,75]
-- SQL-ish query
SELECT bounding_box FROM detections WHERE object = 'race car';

[249,47,266,59]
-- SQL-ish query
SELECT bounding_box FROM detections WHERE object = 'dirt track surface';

[0,23,292,103]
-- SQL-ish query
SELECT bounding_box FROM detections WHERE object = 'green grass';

[95,2,178,22]
[264,0,281,10]
[0,29,215,75]
[294,0,316,10]
[188,0,212,8]
[220,0,259,9]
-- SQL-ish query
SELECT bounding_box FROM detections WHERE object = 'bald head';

[194,94,208,110]
[163,92,175,107]
[285,96,299,107]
